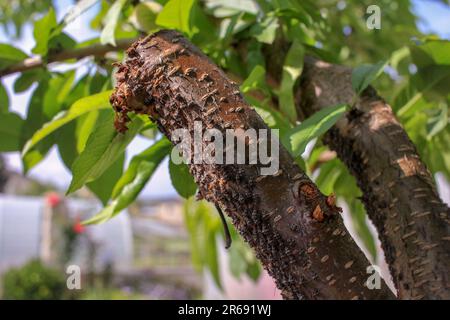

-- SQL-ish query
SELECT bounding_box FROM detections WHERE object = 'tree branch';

[297,56,450,299]
[110,30,395,300]
[0,38,136,77]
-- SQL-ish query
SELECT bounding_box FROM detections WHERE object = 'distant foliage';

[2,260,67,300]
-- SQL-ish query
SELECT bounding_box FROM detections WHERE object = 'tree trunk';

[297,57,450,299]
[110,30,395,300]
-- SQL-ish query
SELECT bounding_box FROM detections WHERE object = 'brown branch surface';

[298,57,450,299]
[0,38,135,77]
[110,30,395,300]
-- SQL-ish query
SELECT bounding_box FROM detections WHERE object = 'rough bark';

[110,30,395,300]
[297,57,450,299]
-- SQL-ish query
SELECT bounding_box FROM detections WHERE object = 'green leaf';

[140,122,158,140]
[205,218,221,289]
[410,39,450,67]
[48,32,77,52]
[84,138,171,225]
[76,110,100,153]
[0,112,24,152]
[228,241,248,279]
[347,198,377,260]
[169,160,197,199]
[251,15,279,44]
[390,46,410,70]
[240,65,266,93]
[426,102,448,140]
[65,73,90,107]
[411,65,450,101]
[112,137,172,198]
[206,0,259,16]
[56,77,93,168]
[0,43,28,69]
[100,0,128,46]
[156,0,195,35]
[43,71,76,118]
[87,154,125,205]
[189,1,216,43]
[351,60,387,95]
[32,8,58,56]
[22,141,54,173]
[13,69,45,93]
[315,159,342,195]
[57,121,79,169]
[20,80,55,173]
[244,95,292,144]
[246,259,261,281]
[131,2,161,32]
[0,81,8,112]
[278,39,304,122]
[183,197,208,272]
[398,69,450,117]
[288,104,348,157]
[22,90,112,155]
[67,110,143,194]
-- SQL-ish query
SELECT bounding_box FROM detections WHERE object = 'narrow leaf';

[131,2,162,32]
[169,160,197,199]
[0,112,24,152]
[289,104,348,157]
[67,110,143,194]
[20,80,53,173]
[240,65,266,93]
[0,43,28,69]
[426,102,448,140]
[0,81,8,112]
[13,69,45,93]
[156,0,195,35]
[87,154,125,205]
[205,219,221,289]
[112,137,172,199]
[22,90,112,155]
[84,138,171,225]
[278,40,304,122]
[251,15,279,44]
[32,8,58,56]
[100,0,127,46]
[352,60,387,95]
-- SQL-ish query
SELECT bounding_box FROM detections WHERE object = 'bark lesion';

[110,30,395,300]
[297,56,450,299]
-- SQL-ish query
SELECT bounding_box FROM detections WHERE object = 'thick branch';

[297,57,450,299]
[0,38,135,77]
[110,30,394,300]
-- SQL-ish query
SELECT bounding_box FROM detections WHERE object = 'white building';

[0,195,133,274]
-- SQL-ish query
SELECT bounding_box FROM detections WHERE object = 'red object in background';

[46,192,61,208]
[73,218,85,234]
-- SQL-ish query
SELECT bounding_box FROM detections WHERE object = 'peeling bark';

[297,57,450,299]
[110,30,394,300]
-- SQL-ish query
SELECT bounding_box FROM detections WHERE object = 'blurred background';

[0,0,449,299]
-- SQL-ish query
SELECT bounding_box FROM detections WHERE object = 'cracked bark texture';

[297,57,450,299]
[110,30,394,300]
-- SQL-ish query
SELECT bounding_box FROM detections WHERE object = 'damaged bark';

[297,57,450,299]
[110,30,394,299]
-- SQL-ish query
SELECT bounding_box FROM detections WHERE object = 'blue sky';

[1,0,449,200]
[413,0,450,38]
